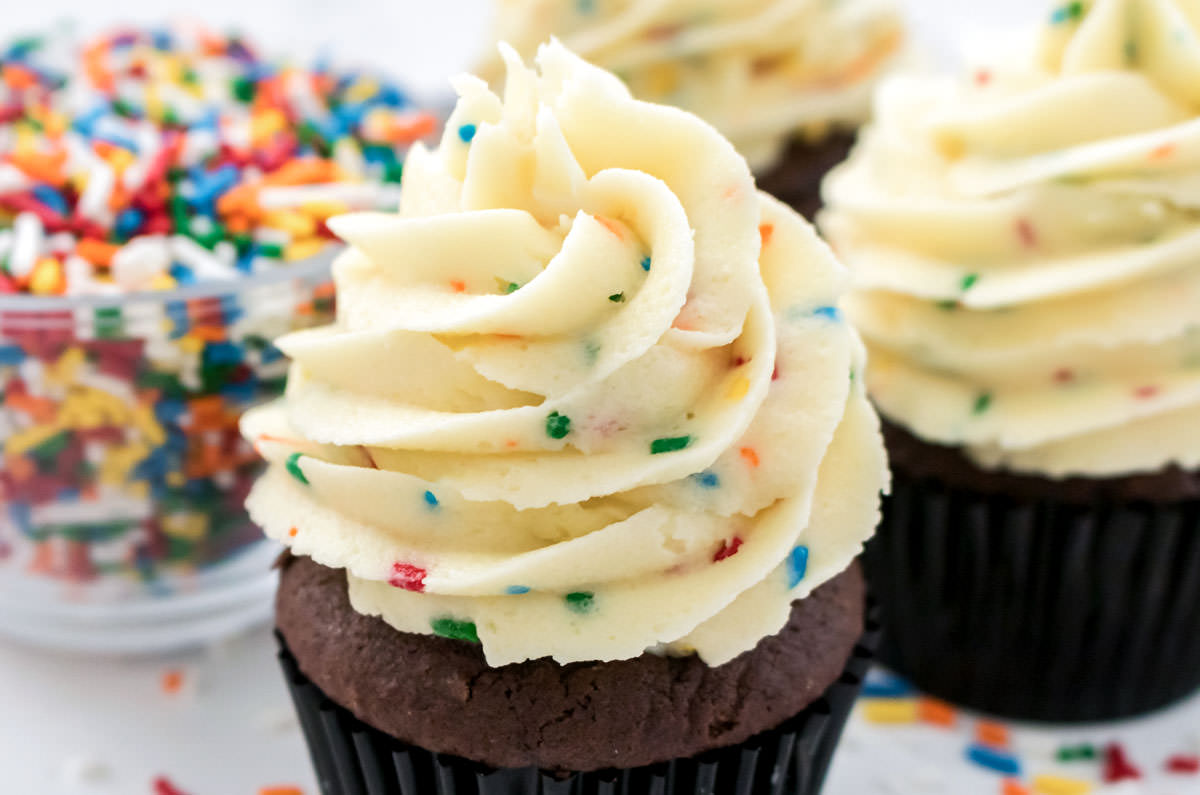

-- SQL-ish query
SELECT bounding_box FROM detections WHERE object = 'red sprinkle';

[713,537,744,562]
[1167,754,1200,774]
[1104,743,1142,783]
[1053,368,1075,384]
[388,562,427,592]
[1135,385,1160,400]
[152,776,191,795]
[974,69,993,87]
[1016,218,1038,248]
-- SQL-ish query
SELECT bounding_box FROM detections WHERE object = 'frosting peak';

[244,42,885,667]
[1040,0,1200,108]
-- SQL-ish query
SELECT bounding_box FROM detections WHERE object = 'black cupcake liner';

[865,473,1200,723]
[277,606,878,795]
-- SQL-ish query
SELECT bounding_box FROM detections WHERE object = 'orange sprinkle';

[759,224,774,247]
[449,279,467,293]
[975,69,993,87]
[739,447,760,468]
[1150,143,1177,161]
[2,64,38,91]
[594,215,625,239]
[976,720,1010,749]
[1135,385,1160,400]
[388,111,437,143]
[505,439,519,449]
[1002,780,1030,795]
[258,788,304,795]
[262,157,341,187]
[917,697,957,728]
[75,238,120,268]
[161,669,184,695]
[288,527,298,538]
[9,148,68,186]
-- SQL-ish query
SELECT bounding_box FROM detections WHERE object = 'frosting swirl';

[243,41,886,666]
[822,0,1200,479]
[480,0,906,171]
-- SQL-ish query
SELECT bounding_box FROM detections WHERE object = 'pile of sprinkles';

[0,26,434,588]
[857,671,1200,793]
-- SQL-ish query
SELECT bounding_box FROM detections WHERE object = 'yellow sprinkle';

[5,425,62,457]
[301,200,351,218]
[131,404,167,446]
[935,134,966,161]
[1032,775,1091,795]
[862,699,919,724]
[264,210,318,238]
[29,257,64,295]
[150,273,178,291]
[346,78,380,104]
[46,347,87,387]
[644,63,680,96]
[285,238,327,262]
[107,148,136,175]
[162,513,210,542]
[166,471,186,488]
[43,111,67,138]
[177,335,205,355]
[725,376,751,401]
[14,126,36,155]
[250,108,288,145]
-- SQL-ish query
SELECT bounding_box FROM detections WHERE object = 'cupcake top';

[0,26,433,296]
[822,0,1200,479]
[479,0,906,171]
[242,41,886,667]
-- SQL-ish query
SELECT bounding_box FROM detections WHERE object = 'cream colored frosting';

[480,0,906,171]
[243,41,886,667]
[823,0,1200,479]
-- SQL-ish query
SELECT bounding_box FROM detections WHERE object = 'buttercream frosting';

[823,0,1200,479]
[244,41,886,666]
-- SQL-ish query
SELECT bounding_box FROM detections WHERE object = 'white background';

[7,2,1200,795]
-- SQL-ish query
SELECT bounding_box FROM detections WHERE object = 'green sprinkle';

[258,243,284,259]
[431,617,480,643]
[1056,744,1097,762]
[285,452,309,485]
[170,195,191,235]
[231,75,256,103]
[565,591,594,614]
[973,392,993,416]
[936,300,959,311]
[384,161,405,184]
[960,273,980,292]
[651,435,692,455]
[1050,1,1084,23]
[609,292,625,303]
[1125,39,1138,64]
[546,411,572,440]
[506,282,521,294]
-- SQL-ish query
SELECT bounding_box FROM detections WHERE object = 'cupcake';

[245,40,888,793]
[479,0,907,219]
[822,0,1200,721]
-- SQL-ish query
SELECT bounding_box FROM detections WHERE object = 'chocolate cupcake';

[479,0,907,218]
[822,0,1200,721]
[244,41,888,793]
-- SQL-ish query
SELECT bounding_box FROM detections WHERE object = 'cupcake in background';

[822,0,1200,721]
[248,39,888,794]
[479,0,907,218]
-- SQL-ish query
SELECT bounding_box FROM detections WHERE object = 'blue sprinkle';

[154,399,186,423]
[71,105,107,136]
[115,208,145,239]
[423,490,439,508]
[786,545,809,589]
[0,344,25,367]
[505,585,531,595]
[862,672,914,699]
[812,306,841,321]
[31,185,67,215]
[7,502,32,534]
[168,263,195,285]
[640,256,651,272]
[966,744,1022,777]
[458,123,478,143]
[190,164,239,204]
[692,471,720,489]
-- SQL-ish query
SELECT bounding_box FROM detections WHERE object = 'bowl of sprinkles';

[0,25,436,653]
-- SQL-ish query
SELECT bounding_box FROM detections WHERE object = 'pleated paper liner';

[866,474,1200,723]
[277,605,879,795]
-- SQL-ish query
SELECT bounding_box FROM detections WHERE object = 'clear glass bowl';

[0,254,335,654]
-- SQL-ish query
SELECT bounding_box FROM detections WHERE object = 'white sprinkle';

[0,163,31,194]
[78,160,116,224]
[9,212,45,277]
[170,235,238,281]
[213,240,236,268]
[63,255,97,296]
[111,235,170,289]
[258,182,403,210]
[333,137,366,176]
[180,128,220,167]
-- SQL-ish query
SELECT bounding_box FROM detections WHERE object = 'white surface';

[9,1,1198,794]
